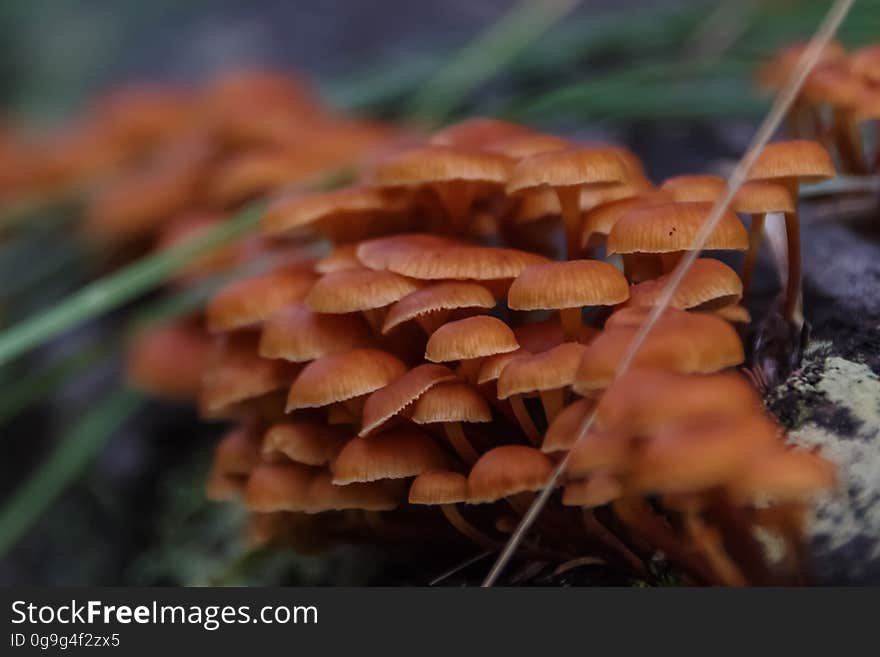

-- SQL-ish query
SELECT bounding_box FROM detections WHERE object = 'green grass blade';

[0,386,143,558]
[0,201,264,367]
[404,0,582,123]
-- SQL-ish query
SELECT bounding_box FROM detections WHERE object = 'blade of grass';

[0,342,111,426]
[404,0,582,123]
[0,386,143,558]
[0,201,264,367]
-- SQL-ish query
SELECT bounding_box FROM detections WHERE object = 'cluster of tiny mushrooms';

[5,50,871,584]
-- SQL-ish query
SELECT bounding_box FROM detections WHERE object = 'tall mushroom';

[606,201,748,282]
[410,381,491,466]
[745,140,835,320]
[507,146,631,258]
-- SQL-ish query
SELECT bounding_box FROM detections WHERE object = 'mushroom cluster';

[759,40,880,175]
[155,117,838,584]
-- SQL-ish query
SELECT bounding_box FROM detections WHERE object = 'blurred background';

[0,0,878,586]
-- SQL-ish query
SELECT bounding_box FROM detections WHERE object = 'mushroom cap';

[467,445,554,503]
[732,180,797,214]
[508,259,630,311]
[360,364,459,436]
[566,430,631,478]
[382,282,496,334]
[756,41,846,91]
[259,304,374,362]
[627,258,743,310]
[852,44,880,84]
[262,421,347,466]
[207,267,316,333]
[595,368,761,435]
[711,304,751,324]
[630,413,780,495]
[410,381,491,424]
[286,348,406,410]
[262,185,402,237]
[854,87,880,122]
[660,174,727,203]
[578,176,655,212]
[305,268,422,313]
[477,348,529,385]
[305,472,398,513]
[732,449,836,502]
[332,429,449,484]
[361,236,549,281]
[606,201,748,255]
[425,315,519,362]
[315,244,363,273]
[485,133,570,159]
[214,424,263,475]
[543,398,595,453]
[574,309,744,392]
[507,146,630,193]
[802,62,861,108]
[206,149,326,208]
[127,321,211,400]
[373,145,513,186]
[497,342,586,398]
[244,462,316,512]
[200,333,296,415]
[429,117,536,148]
[580,192,671,247]
[357,234,463,271]
[562,473,622,508]
[409,470,470,505]
[746,140,836,183]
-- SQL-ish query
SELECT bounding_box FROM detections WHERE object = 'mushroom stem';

[581,508,647,576]
[782,210,801,322]
[362,308,387,335]
[415,311,449,336]
[443,422,480,466]
[343,395,366,426]
[558,307,582,341]
[831,107,866,174]
[434,182,477,236]
[613,497,718,585]
[682,512,747,587]
[509,394,541,446]
[538,388,565,424]
[555,184,582,259]
[741,212,765,298]
[621,254,662,284]
[456,358,480,385]
[441,504,497,551]
[660,251,685,273]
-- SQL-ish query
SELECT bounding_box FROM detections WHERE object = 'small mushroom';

[508,146,631,257]
[409,470,496,549]
[332,428,449,485]
[206,266,317,333]
[383,281,496,336]
[497,342,587,432]
[305,267,422,334]
[425,315,519,383]
[508,259,629,340]
[286,348,407,424]
[259,304,374,362]
[606,201,747,281]
[410,381,491,465]
[360,363,458,436]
